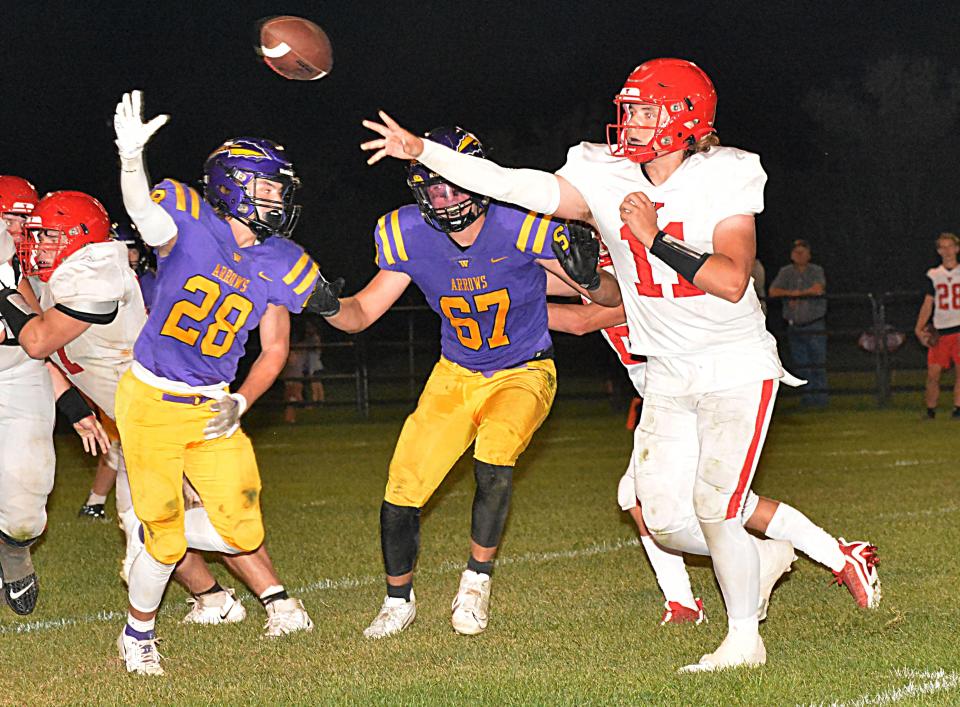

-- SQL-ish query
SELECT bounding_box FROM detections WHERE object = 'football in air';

[256,15,333,81]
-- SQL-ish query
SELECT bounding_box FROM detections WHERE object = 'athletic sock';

[765,502,845,572]
[700,517,760,621]
[640,535,696,608]
[125,613,155,639]
[86,492,107,506]
[195,581,223,597]
[127,551,176,614]
[258,585,289,607]
[467,557,494,577]
[386,582,413,601]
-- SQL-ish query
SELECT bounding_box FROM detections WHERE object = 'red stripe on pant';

[725,379,775,519]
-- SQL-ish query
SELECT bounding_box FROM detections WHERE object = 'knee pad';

[0,527,41,548]
[380,501,420,577]
[471,461,514,548]
[693,478,733,523]
[617,467,637,511]
[639,495,689,536]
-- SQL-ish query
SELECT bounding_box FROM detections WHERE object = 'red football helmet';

[0,176,39,243]
[607,58,717,164]
[19,191,111,281]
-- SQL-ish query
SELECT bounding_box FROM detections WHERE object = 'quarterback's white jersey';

[926,265,960,331]
[40,241,146,419]
[557,143,783,395]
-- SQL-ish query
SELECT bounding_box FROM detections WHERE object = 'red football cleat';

[660,597,706,626]
[833,538,881,609]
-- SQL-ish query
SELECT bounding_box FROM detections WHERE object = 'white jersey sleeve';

[705,149,766,223]
[47,241,127,322]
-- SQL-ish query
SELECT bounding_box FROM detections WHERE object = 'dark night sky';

[5,1,959,290]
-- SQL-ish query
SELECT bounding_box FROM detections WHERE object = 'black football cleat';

[3,572,39,615]
[78,503,107,520]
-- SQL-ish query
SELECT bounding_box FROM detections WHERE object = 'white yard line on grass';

[803,669,960,706]
[0,537,640,636]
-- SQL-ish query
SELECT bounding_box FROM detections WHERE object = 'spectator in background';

[769,239,828,407]
[914,232,960,419]
[283,317,307,424]
[302,317,325,405]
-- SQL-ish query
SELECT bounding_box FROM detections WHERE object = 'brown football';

[257,15,333,81]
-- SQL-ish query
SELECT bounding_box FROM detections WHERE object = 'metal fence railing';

[263,291,936,416]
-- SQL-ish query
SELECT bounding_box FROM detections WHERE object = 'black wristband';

[0,287,37,340]
[56,387,93,425]
[649,231,711,284]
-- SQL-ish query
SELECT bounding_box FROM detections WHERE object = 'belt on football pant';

[161,392,213,405]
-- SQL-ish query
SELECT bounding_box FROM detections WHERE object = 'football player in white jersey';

[914,232,960,418]
[0,179,109,615]
[3,190,312,639]
[360,58,855,671]
[546,261,879,622]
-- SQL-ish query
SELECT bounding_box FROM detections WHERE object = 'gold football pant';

[115,370,264,564]
[385,357,557,508]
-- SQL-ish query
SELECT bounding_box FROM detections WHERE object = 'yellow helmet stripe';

[515,211,538,251]
[389,210,408,262]
[282,252,310,285]
[377,215,396,265]
[531,215,554,255]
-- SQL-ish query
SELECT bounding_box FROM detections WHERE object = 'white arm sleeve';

[120,155,177,247]
[416,140,562,215]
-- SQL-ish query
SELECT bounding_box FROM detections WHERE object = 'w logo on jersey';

[458,259,470,268]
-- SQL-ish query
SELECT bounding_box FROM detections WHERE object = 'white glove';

[114,90,169,161]
[203,393,247,440]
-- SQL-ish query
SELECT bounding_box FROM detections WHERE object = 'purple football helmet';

[203,137,301,238]
[406,126,490,233]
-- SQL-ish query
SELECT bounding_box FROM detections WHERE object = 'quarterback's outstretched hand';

[114,90,169,160]
[361,111,424,165]
[204,393,247,440]
[305,274,345,317]
[74,415,110,457]
[552,222,601,291]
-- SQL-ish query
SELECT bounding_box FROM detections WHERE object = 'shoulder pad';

[48,241,126,309]
[151,179,207,221]
[374,205,421,270]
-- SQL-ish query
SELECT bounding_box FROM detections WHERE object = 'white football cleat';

[182,588,247,625]
[363,590,416,639]
[756,538,796,621]
[117,629,164,676]
[263,597,313,637]
[451,570,491,636]
[678,631,766,674]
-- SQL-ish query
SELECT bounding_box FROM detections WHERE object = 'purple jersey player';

[112,91,338,675]
[320,126,620,639]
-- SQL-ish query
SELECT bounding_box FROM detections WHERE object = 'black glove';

[551,222,601,291]
[304,274,345,317]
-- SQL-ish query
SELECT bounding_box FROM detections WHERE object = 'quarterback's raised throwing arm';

[362,110,754,304]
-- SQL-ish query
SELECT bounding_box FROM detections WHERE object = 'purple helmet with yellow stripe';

[406,126,490,233]
[203,137,301,239]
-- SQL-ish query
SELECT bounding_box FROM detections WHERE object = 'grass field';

[1,393,959,705]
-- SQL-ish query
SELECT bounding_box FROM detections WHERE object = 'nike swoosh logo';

[220,607,232,620]
[9,581,34,600]
[258,272,273,281]
[490,257,508,263]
